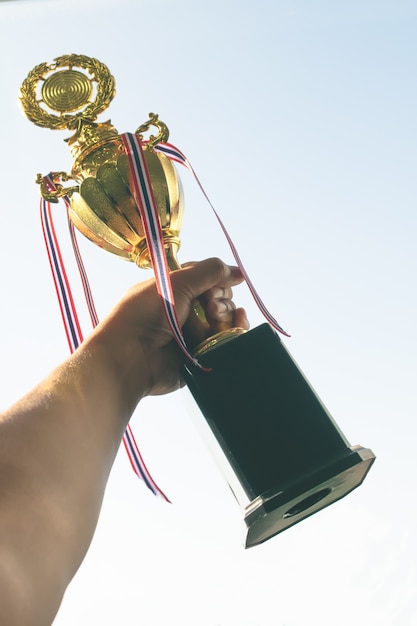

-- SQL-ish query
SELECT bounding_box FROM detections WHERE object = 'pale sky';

[0,1,416,624]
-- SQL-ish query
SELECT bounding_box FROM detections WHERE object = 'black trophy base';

[242,444,374,548]
[183,323,375,548]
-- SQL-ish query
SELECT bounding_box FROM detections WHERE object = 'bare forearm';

[0,330,146,624]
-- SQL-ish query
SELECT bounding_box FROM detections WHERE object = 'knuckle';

[209,256,226,274]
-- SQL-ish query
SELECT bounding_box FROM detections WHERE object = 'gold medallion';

[41,69,93,112]
[19,53,116,130]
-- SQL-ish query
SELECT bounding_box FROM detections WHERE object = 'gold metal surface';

[136,113,169,151]
[20,54,115,129]
[20,54,244,353]
[41,70,92,112]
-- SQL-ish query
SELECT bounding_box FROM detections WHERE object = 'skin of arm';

[0,258,248,626]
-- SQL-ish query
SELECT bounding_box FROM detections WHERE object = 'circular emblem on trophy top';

[20,54,116,130]
[41,69,93,113]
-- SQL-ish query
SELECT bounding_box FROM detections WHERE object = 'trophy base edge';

[243,445,375,549]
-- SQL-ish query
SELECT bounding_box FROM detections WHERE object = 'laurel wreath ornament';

[19,54,116,130]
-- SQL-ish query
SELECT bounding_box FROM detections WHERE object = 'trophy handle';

[135,113,169,151]
[36,172,79,203]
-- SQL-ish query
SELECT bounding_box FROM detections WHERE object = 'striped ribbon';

[40,175,170,501]
[121,133,209,370]
[40,193,84,352]
[152,141,289,337]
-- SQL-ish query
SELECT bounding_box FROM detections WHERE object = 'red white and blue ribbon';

[152,141,290,337]
[40,174,170,501]
[40,189,84,352]
[121,133,210,370]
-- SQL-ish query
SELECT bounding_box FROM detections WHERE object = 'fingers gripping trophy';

[20,54,375,548]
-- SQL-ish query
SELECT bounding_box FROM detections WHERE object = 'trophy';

[20,54,375,548]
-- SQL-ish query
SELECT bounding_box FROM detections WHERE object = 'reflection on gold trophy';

[20,55,375,548]
[20,53,244,354]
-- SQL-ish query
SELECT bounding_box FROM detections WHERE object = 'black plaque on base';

[183,323,375,548]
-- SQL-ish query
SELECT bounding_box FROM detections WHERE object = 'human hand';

[90,258,249,407]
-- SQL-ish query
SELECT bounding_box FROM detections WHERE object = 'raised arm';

[0,258,248,626]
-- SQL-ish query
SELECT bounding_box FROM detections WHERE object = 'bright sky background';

[0,0,416,624]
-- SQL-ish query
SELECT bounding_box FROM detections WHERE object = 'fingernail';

[229,265,243,278]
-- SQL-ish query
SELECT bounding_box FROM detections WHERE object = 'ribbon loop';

[153,141,290,337]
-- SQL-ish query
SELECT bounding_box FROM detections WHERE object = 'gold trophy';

[20,54,375,548]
